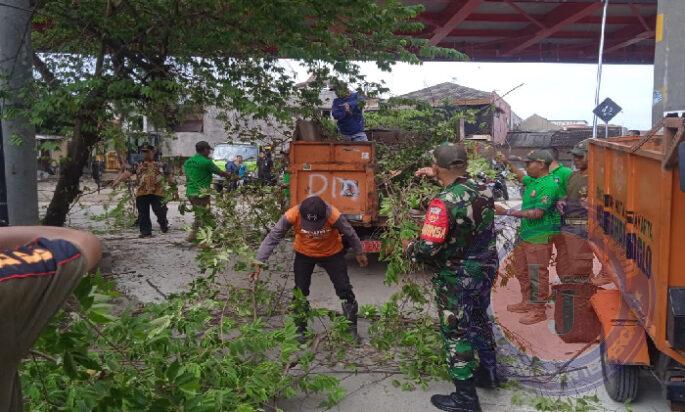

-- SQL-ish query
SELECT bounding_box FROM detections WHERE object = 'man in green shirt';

[496,150,560,325]
[546,147,573,198]
[183,141,231,242]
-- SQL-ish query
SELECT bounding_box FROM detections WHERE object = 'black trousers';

[136,194,168,235]
[293,251,355,303]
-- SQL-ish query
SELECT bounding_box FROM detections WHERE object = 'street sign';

[593,98,622,123]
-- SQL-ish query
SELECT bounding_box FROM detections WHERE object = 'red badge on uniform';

[420,198,449,243]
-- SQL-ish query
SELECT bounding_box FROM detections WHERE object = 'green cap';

[526,149,553,165]
[432,143,468,168]
[570,139,589,157]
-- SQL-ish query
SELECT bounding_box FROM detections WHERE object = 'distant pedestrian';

[226,155,246,178]
[183,141,231,242]
[257,148,275,184]
[331,80,368,142]
[112,145,174,238]
[226,155,247,190]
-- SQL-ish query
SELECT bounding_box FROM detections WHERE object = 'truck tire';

[600,337,639,402]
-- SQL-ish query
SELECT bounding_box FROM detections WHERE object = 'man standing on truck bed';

[183,141,232,242]
[251,196,368,342]
[0,226,102,412]
[331,80,368,142]
[496,150,561,325]
[407,143,498,412]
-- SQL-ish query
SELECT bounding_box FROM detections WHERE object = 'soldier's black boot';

[474,365,505,389]
[341,300,360,343]
[293,299,311,344]
[295,320,307,344]
[430,378,482,412]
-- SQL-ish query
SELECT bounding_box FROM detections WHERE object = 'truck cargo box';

[588,118,685,370]
[289,141,378,226]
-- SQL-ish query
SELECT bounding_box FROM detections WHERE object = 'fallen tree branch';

[145,279,168,299]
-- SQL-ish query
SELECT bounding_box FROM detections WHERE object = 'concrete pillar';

[653,0,685,123]
[0,0,39,225]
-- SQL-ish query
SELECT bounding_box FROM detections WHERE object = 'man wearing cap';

[183,141,232,242]
[495,150,561,325]
[251,196,368,341]
[113,145,174,238]
[546,147,574,198]
[331,80,368,142]
[407,143,498,412]
[556,140,607,285]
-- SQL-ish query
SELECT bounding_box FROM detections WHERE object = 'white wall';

[160,106,292,157]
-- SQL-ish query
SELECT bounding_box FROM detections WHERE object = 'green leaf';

[147,315,172,339]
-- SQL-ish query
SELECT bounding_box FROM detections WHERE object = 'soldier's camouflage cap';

[570,139,590,157]
[526,149,553,165]
[432,143,468,168]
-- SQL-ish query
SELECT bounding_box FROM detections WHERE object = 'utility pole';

[0,0,39,225]
[592,0,610,139]
[653,0,685,123]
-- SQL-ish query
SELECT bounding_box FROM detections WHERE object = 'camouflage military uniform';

[409,176,498,381]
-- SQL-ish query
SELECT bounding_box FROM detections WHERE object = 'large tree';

[27,0,460,225]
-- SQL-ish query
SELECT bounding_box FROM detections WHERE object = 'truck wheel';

[600,338,639,402]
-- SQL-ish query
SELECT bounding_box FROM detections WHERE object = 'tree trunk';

[42,111,101,226]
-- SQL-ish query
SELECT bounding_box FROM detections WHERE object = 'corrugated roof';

[506,127,624,149]
[506,131,554,148]
[398,82,493,104]
[550,127,623,147]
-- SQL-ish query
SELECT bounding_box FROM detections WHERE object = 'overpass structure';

[408,0,657,64]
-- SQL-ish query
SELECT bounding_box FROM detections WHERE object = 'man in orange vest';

[251,196,368,341]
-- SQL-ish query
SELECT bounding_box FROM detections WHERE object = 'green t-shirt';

[183,154,222,197]
[519,174,561,244]
[549,163,573,197]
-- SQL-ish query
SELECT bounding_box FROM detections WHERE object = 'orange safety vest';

[285,206,343,258]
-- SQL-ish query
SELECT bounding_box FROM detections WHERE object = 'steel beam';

[503,0,546,29]
[502,2,604,56]
[604,30,655,53]
[445,29,600,39]
[429,0,484,45]
[422,12,654,26]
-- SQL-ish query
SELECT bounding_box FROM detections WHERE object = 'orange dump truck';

[288,141,383,253]
[588,118,685,405]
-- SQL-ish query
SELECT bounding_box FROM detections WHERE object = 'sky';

[285,60,655,131]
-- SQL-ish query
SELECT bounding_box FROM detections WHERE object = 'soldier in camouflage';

[406,143,498,412]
